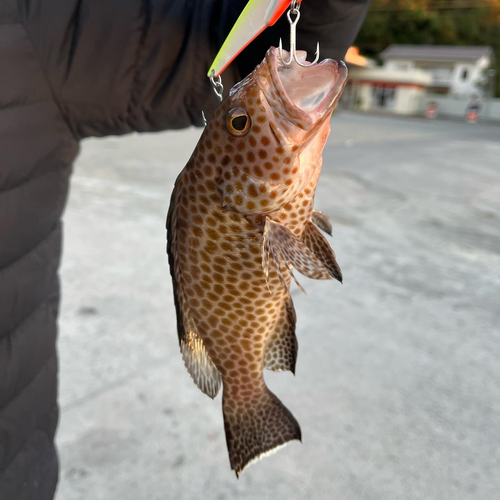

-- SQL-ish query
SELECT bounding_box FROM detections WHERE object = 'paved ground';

[55,112,500,500]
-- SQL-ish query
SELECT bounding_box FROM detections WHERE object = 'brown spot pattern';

[166,47,341,476]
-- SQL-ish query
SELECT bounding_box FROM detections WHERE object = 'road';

[55,112,500,500]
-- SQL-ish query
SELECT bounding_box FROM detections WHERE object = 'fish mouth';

[266,47,347,129]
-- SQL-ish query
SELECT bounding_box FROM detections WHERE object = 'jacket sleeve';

[20,0,369,139]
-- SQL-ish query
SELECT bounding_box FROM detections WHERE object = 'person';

[0,0,370,498]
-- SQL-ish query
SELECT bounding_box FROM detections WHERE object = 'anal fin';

[264,299,298,374]
[301,221,342,283]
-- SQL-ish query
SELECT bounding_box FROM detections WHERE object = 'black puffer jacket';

[0,0,369,498]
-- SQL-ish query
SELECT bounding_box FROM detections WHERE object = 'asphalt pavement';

[55,112,500,500]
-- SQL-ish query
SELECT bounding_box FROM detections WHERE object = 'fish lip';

[266,47,347,129]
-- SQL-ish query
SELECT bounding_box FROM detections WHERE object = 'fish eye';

[227,107,251,136]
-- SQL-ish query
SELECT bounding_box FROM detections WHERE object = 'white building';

[341,47,432,115]
[379,45,495,97]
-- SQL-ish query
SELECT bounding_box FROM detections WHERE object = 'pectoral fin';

[301,221,342,283]
[312,210,333,236]
[262,217,332,293]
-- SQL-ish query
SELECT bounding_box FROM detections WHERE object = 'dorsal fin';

[167,178,222,398]
[301,221,342,283]
[179,301,222,399]
[264,299,298,374]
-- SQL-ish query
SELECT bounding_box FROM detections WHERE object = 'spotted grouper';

[166,47,347,475]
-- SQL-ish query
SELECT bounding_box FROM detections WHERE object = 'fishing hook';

[209,71,224,102]
[278,3,320,67]
[202,72,224,127]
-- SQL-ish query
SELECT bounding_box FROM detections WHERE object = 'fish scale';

[167,47,347,475]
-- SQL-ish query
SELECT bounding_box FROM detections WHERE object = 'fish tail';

[222,386,301,476]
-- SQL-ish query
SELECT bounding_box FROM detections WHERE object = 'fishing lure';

[208,0,318,78]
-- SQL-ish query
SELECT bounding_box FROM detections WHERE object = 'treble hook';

[202,71,224,127]
[278,6,320,67]
[209,71,224,102]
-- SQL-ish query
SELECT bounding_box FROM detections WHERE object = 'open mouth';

[267,47,347,127]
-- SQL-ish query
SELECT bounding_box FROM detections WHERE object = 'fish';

[166,47,347,476]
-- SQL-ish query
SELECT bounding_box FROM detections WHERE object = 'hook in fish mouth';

[266,47,348,129]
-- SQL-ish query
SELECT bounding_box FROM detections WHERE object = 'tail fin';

[223,387,301,476]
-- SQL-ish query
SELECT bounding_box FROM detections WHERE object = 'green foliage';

[355,0,500,95]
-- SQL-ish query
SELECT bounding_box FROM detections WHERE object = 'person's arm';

[20,0,249,137]
[20,0,369,139]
